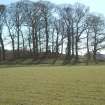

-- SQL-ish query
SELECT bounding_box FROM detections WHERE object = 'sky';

[0,0,105,16]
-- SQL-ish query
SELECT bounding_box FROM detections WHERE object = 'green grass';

[0,66,105,105]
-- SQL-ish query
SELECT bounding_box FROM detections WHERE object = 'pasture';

[0,65,105,105]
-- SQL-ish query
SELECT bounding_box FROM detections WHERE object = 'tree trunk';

[61,26,64,54]
[65,27,71,64]
[86,30,90,65]
[16,12,20,58]
[75,25,79,63]
[0,33,5,60]
[71,21,74,58]
[32,23,36,58]
[20,30,25,54]
[93,32,97,64]
[75,37,79,63]
[38,27,42,53]
[52,28,54,53]
[45,16,49,53]
[35,30,38,55]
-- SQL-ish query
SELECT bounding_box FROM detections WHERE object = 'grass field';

[0,65,105,105]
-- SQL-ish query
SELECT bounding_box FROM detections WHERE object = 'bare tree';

[88,14,105,63]
[73,3,89,63]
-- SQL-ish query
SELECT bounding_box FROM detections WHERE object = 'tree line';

[0,0,105,64]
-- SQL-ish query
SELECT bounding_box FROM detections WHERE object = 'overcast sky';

[0,0,105,16]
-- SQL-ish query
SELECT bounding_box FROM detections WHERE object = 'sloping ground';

[0,66,105,105]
